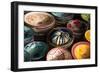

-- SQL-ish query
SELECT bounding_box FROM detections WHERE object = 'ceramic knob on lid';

[71,42,90,59]
[24,41,48,61]
[48,27,74,48]
[24,26,34,46]
[67,19,88,38]
[24,12,55,32]
[51,12,74,24]
[46,47,72,61]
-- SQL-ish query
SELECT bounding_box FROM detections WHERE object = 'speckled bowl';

[24,12,55,33]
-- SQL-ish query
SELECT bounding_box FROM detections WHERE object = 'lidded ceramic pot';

[46,47,72,61]
[47,27,74,48]
[24,12,55,32]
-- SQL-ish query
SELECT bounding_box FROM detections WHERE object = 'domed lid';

[52,30,71,45]
[48,27,74,48]
[24,12,55,28]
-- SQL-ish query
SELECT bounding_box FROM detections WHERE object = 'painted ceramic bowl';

[51,12,74,24]
[24,12,55,32]
[24,26,34,46]
[67,19,88,38]
[24,41,48,61]
[85,30,90,42]
[48,27,74,48]
[71,42,90,59]
[81,14,90,22]
[46,47,72,61]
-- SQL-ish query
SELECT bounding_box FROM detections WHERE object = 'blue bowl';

[24,41,48,61]
[51,12,74,24]
[24,26,34,46]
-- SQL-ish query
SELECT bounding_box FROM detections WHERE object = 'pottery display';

[24,12,91,61]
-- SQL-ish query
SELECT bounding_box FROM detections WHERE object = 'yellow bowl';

[85,30,90,42]
[71,42,90,59]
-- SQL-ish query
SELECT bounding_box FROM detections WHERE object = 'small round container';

[81,14,90,22]
[85,30,90,42]
[46,47,72,61]
[67,19,89,39]
[24,41,48,61]
[47,27,74,48]
[71,42,90,59]
[24,26,34,46]
[51,12,74,24]
[24,12,55,33]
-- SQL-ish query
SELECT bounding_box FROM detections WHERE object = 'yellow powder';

[74,44,90,59]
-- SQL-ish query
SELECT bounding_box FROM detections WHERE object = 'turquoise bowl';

[24,26,34,46]
[24,41,48,61]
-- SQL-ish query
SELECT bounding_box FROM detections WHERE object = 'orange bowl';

[71,42,90,59]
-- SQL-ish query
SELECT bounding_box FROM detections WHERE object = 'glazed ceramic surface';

[24,41,48,61]
[48,27,74,48]
[67,19,88,38]
[81,14,90,22]
[85,30,90,42]
[47,47,72,61]
[51,12,74,24]
[24,26,34,45]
